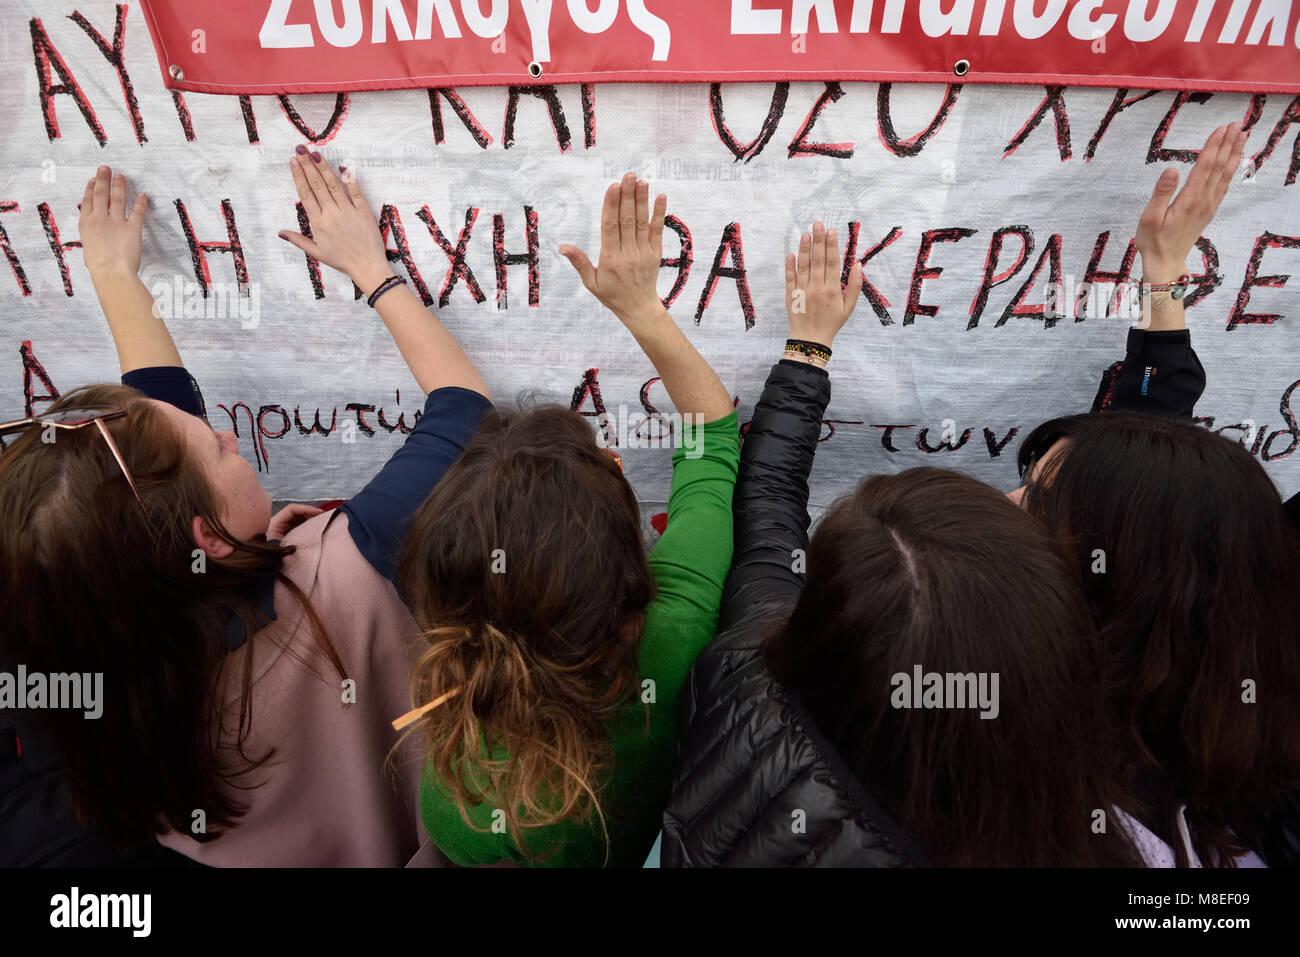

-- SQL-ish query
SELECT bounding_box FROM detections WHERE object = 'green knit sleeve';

[640,412,740,697]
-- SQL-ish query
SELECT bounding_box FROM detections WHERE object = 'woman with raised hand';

[1011,124,1300,867]
[1068,123,1247,429]
[661,224,1143,867]
[0,153,490,866]
[399,173,738,867]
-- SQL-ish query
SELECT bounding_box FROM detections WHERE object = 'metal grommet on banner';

[953,59,970,77]
[527,60,544,79]
[169,65,185,81]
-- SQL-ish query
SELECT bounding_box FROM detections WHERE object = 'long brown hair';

[398,405,653,860]
[1019,412,1300,866]
[766,468,1141,867]
[0,385,341,848]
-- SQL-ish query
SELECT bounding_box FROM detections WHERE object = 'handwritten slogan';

[2,1,1298,512]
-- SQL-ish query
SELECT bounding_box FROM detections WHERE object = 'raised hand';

[1137,122,1247,283]
[79,166,148,279]
[277,147,394,294]
[785,221,863,349]
[559,172,668,333]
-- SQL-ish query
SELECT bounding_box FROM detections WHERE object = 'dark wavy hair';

[398,405,654,861]
[0,385,341,849]
[1018,411,1300,866]
[766,467,1141,866]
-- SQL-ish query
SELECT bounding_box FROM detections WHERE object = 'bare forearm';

[1141,291,1185,332]
[625,305,733,422]
[357,268,490,399]
[90,269,183,373]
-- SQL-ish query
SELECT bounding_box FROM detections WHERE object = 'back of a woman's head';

[766,467,1138,866]
[0,385,291,847]
[399,405,654,856]
[1018,412,1300,862]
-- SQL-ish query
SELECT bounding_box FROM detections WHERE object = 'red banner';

[139,1,1300,95]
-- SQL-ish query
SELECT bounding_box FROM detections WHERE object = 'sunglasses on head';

[0,407,149,515]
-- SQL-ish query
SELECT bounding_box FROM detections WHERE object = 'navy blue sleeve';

[341,387,493,584]
[121,366,206,420]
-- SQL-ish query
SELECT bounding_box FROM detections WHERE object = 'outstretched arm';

[79,166,182,373]
[1135,121,1246,333]
[276,148,492,580]
[560,173,732,424]
[1093,123,1245,420]
[720,223,863,629]
[278,150,489,401]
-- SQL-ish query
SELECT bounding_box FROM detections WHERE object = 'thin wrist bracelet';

[785,338,832,362]
[1140,274,1192,300]
[784,349,828,369]
[367,274,406,307]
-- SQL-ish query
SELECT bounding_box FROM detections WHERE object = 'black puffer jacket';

[661,360,927,867]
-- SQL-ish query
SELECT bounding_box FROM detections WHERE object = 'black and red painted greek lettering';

[1075,230,1138,319]
[29,15,105,145]
[788,83,853,160]
[428,88,494,148]
[636,376,673,441]
[968,226,1032,330]
[659,215,693,309]
[710,82,790,163]
[37,202,82,298]
[171,90,196,142]
[878,83,961,158]
[173,199,250,294]
[239,95,260,144]
[417,206,486,307]
[20,340,59,419]
[70,4,145,145]
[1085,89,1160,162]
[1004,86,1071,161]
[503,85,575,152]
[294,201,325,300]
[278,94,351,145]
[1246,95,1300,184]
[841,223,903,325]
[492,207,540,310]
[997,232,1064,328]
[0,203,33,298]
[376,204,434,306]
[1229,232,1300,331]
[905,227,977,325]
[695,223,755,329]
[570,368,612,443]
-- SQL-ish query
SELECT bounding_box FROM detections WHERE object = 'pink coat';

[159,509,440,867]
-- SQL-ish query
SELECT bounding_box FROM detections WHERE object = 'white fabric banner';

[3,1,1297,516]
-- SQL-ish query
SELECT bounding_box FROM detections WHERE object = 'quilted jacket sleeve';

[717,359,832,636]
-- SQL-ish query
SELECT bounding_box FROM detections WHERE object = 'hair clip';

[391,686,462,731]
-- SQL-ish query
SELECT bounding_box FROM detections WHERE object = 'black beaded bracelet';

[785,338,832,362]
[367,274,406,307]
